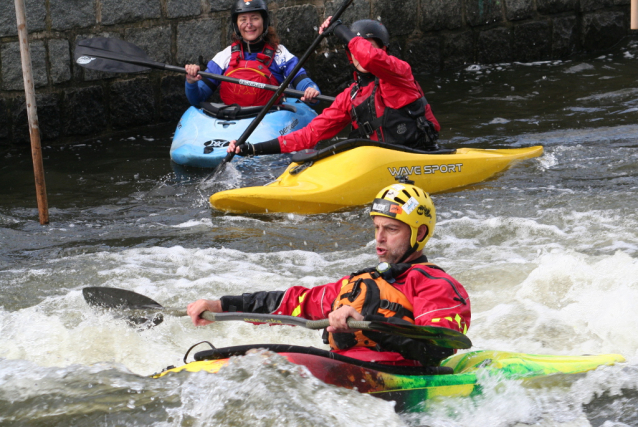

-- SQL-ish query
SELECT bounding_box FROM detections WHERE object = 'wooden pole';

[15,0,49,225]
[632,0,638,30]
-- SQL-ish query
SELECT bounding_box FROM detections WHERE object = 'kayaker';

[226,18,442,157]
[187,182,470,368]
[184,0,321,107]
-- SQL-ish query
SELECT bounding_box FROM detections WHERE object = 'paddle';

[204,0,354,181]
[74,37,336,104]
[82,286,472,350]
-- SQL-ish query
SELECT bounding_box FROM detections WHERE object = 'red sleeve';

[348,38,416,92]
[402,267,471,334]
[277,89,353,153]
[271,277,348,320]
[349,37,442,134]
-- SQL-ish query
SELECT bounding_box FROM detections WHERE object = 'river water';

[1,38,638,426]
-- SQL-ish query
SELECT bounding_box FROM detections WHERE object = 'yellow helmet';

[370,183,436,253]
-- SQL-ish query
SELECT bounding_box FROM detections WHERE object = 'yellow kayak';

[210,140,544,215]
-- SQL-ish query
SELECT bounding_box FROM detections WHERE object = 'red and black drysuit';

[241,25,442,156]
[218,255,471,367]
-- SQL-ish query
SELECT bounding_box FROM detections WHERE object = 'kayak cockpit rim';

[185,343,455,376]
[199,100,298,120]
[291,139,457,164]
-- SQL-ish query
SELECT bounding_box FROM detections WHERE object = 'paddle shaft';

[82,286,472,349]
[175,65,335,103]
[163,308,352,330]
[220,0,354,166]
[78,48,335,103]
[150,309,469,348]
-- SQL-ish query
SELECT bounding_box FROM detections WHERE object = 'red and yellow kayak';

[153,344,623,412]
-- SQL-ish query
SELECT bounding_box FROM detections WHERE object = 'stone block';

[371,0,418,37]
[420,0,463,32]
[442,31,474,69]
[324,0,371,25]
[505,0,534,21]
[210,0,235,12]
[536,0,577,14]
[552,16,578,57]
[466,0,504,27]
[13,94,61,143]
[109,78,156,129]
[101,0,161,26]
[581,11,626,52]
[406,36,441,74]
[513,21,551,62]
[477,27,511,64]
[323,0,371,49]
[63,86,107,135]
[309,50,352,96]
[48,39,72,84]
[125,26,172,63]
[0,0,46,37]
[177,19,223,65]
[275,5,320,56]
[161,75,191,123]
[50,0,95,31]
[167,0,201,18]
[580,0,615,12]
[1,41,48,91]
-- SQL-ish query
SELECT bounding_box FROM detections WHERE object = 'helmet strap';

[397,244,417,264]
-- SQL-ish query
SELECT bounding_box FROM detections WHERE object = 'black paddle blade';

[75,37,151,73]
[367,321,472,349]
[82,287,163,310]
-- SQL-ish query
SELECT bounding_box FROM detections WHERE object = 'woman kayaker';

[187,183,471,368]
[184,0,321,107]
[227,18,441,157]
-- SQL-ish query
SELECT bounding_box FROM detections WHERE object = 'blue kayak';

[170,99,318,168]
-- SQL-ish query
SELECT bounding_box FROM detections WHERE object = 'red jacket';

[268,263,470,365]
[277,37,440,153]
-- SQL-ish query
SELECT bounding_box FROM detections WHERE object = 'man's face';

[373,216,412,263]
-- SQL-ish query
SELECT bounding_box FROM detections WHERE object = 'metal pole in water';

[632,0,638,30]
[15,0,49,225]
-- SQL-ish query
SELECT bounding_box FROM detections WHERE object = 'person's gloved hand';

[323,19,343,36]
[424,120,439,144]
[319,16,342,36]
[236,142,254,157]
[362,315,453,366]
[227,140,253,156]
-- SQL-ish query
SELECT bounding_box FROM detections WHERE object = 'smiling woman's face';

[237,12,264,42]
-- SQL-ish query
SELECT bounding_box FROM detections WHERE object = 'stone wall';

[0,0,631,146]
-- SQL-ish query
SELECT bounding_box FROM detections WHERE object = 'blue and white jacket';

[185,41,321,106]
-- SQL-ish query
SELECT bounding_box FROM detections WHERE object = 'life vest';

[348,78,437,149]
[327,262,442,351]
[218,41,281,107]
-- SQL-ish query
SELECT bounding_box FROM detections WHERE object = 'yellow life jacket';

[328,262,441,351]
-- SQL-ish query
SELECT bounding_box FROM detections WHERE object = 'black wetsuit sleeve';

[333,23,356,44]
[221,291,286,313]
[253,138,281,155]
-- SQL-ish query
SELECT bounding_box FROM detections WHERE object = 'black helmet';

[350,19,390,48]
[231,0,270,39]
